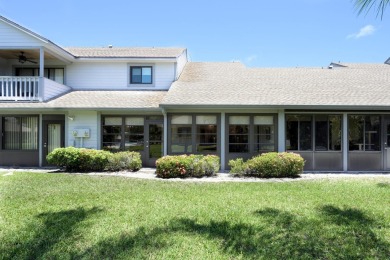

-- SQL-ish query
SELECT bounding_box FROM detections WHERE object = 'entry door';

[144,121,163,167]
[42,120,65,166]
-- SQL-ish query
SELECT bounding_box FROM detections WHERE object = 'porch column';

[278,109,285,152]
[343,113,348,171]
[163,109,168,156]
[38,47,44,101]
[39,113,43,167]
[220,112,226,171]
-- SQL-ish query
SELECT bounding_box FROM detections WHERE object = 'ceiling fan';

[17,51,37,64]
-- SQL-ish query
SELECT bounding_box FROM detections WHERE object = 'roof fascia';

[74,57,177,62]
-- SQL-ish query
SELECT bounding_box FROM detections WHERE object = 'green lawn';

[1,173,390,259]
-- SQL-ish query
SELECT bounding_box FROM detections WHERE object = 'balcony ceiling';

[0,49,57,61]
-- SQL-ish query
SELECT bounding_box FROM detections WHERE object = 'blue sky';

[0,0,388,67]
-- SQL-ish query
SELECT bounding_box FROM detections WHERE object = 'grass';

[1,172,390,259]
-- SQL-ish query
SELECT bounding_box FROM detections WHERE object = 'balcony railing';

[0,76,40,101]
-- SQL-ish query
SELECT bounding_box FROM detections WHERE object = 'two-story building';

[1,15,390,172]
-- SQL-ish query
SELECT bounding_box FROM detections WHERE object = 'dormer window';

[130,66,152,84]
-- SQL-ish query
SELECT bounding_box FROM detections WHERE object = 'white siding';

[154,63,175,90]
[0,20,44,47]
[66,62,176,90]
[66,62,127,89]
[175,50,188,79]
[67,111,98,149]
[43,78,71,101]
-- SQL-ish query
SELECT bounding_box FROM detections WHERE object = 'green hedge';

[155,154,220,178]
[46,147,141,172]
[228,152,304,178]
[106,151,142,172]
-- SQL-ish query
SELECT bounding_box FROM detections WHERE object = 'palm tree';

[354,0,389,19]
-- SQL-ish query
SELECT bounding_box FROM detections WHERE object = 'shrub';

[106,151,142,172]
[47,147,111,172]
[228,152,304,178]
[156,154,220,178]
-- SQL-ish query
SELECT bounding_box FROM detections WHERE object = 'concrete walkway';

[1,167,390,183]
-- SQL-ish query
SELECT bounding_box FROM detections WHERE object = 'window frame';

[1,115,39,151]
[129,65,153,85]
[168,114,220,155]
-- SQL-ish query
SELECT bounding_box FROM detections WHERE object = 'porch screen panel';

[102,117,122,152]
[254,116,275,152]
[348,115,380,151]
[229,116,250,153]
[171,115,192,153]
[196,115,217,153]
[125,117,144,152]
[286,115,312,151]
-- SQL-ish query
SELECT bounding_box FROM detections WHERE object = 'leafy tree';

[354,0,389,19]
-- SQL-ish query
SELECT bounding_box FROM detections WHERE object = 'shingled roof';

[0,91,166,110]
[65,47,186,58]
[161,62,390,108]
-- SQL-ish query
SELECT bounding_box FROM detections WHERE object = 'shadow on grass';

[75,206,390,259]
[377,182,390,188]
[8,207,103,259]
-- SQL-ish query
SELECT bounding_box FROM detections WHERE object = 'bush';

[46,147,142,172]
[47,147,111,172]
[228,152,304,178]
[106,151,142,172]
[156,154,220,178]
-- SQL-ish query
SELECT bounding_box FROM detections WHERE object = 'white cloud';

[347,25,376,39]
[246,55,257,63]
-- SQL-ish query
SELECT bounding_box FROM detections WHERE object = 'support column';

[163,109,168,156]
[278,109,285,152]
[38,47,44,101]
[220,112,226,171]
[39,113,43,167]
[343,113,348,171]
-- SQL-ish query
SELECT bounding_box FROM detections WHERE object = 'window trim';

[128,64,155,87]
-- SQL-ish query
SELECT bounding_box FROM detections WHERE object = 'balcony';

[0,76,71,102]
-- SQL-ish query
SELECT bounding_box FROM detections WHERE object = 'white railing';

[0,76,40,101]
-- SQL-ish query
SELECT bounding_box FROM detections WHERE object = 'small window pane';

[196,115,217,125]
[104,117,122,125]
[229,116,250,125]
[254,116,273,125]
[125,117,144,126]
[172,115,192,124]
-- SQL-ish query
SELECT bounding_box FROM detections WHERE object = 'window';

[286,115,312,151]
[102,116,144,152]
[171,115,192,153]
[315,115,341,151]
[15,68,64,84]
[254,116,275,152]
[229,116,250,153]
[169,114,219,154]
[196,115,217,153]
[2,116,38,150]
[130,66,152,84]
[349,115,380,151]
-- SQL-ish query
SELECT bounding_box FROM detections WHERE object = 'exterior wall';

[42,78,71,100]
[67,110,98,149]
[0,20,44,47]
[175,50,187,79]
[66,62,176,90]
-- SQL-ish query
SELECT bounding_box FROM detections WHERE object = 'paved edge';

[1,167,390,183]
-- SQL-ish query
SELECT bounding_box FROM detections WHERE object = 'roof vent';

[328,65,333,69]
[108,45,113,48]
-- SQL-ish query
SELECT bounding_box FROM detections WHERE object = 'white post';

[39,47,44,101]
[343,113,348,171]
[39,113,43,167]
[220,112,226,171]
[163,109,168,155]
[278,109,286,152]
